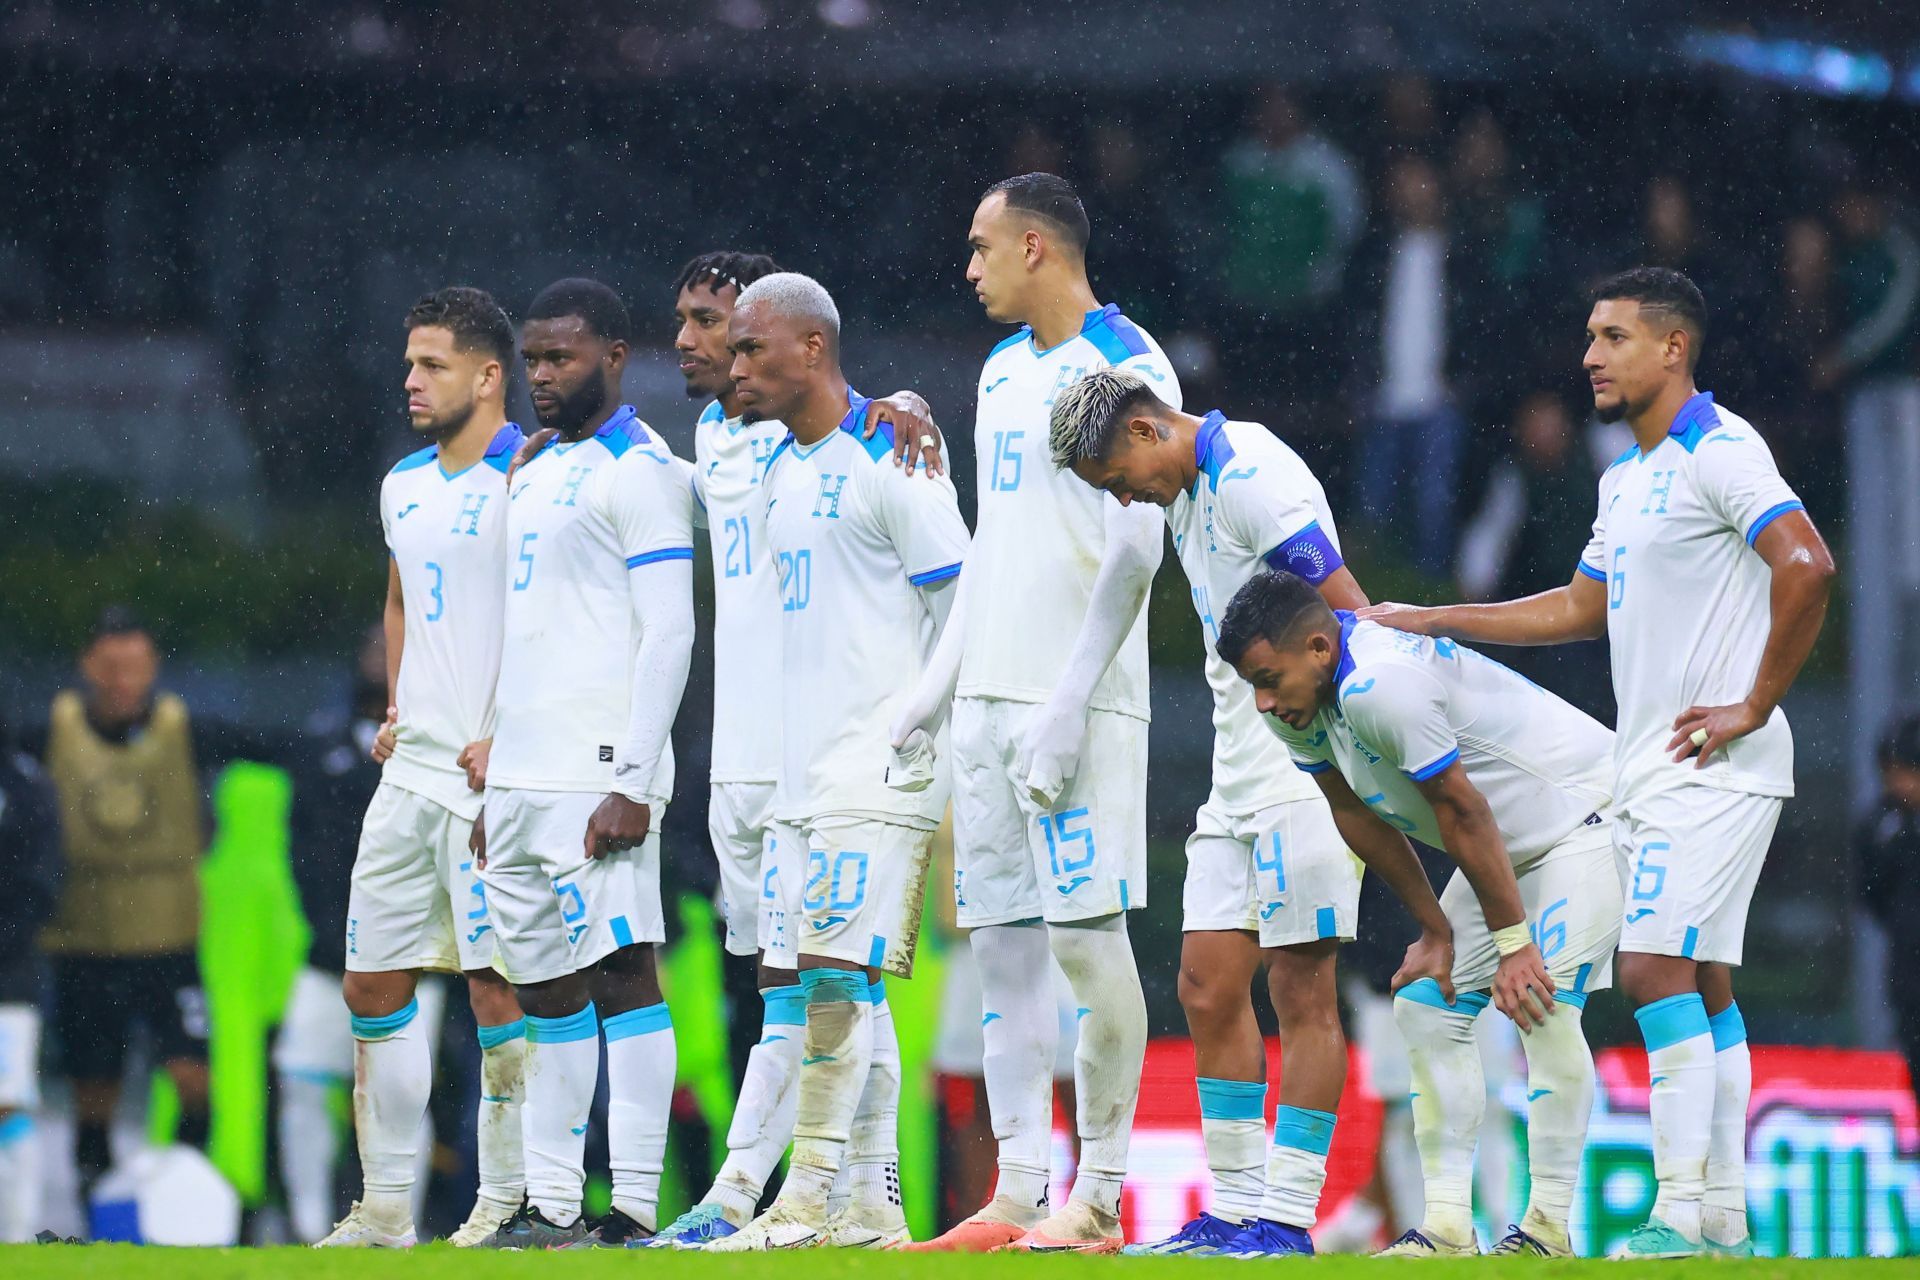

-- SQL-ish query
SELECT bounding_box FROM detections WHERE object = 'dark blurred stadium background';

[1,0,1917,1254]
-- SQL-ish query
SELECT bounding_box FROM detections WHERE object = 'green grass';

[0,1247,1908,1279]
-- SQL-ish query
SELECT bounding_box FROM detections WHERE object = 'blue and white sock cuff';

[350,997,419,1041]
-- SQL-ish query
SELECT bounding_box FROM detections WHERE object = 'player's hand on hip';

[507,428,559,483]
[585,794,651,860]
[1668,700,1766,766]
[456,737,492,791]
[371,707,398,763]
[469,809,488,869]
[1356,602,1435,634]
[1392,926,1456,1003]
[867,390,944,476]
[1493,944,1557,1032]
[1016,696,1086,809]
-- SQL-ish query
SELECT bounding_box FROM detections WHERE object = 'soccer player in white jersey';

[472,279,696,1249]
[1365,269,1835,1258]
[1050,369,1452,1258]
[889,173,1174,1254]
[646,251,946,1248]
[1218,570,1624,1258]
[324,288,528,1250]
[706,273,970,1251]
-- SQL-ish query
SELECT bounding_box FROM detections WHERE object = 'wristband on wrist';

[1492,923,1533,957]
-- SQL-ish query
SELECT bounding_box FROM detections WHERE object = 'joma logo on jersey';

[554,465,590,507]
[1642,469,1677,515]
[812,473,848,519]
[450,492,490,535]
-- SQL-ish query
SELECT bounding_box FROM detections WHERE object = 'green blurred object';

[145,763,307,1203]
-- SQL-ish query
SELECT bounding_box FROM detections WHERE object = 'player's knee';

[1392,985,1477,1048]
[1266,945,1339,1026]
[341,969,416,1019]
[1616,951,1693,1007]
[1177,961,1244,1030]
[465,970,521,1025]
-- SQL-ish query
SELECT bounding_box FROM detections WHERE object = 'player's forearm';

[614,562,695,804]
[1052,507,1158,708]
[1744,551,1835,718]
[1430,791,1526,932]
[893,568,968,743]
[1426,585,1600,647]
[1325,796,1447,935]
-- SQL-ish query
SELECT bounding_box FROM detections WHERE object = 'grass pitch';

[0,1245,1908,1279]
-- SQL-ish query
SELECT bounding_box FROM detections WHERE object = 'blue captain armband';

[1262,521,1343,585]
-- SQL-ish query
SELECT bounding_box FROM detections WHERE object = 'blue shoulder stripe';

[988,328,1032,360]
[764,434,795,476]
[390,444,438,474]
[1605,445,1637,471]
[841,402,895,463]
[1084,314,1151,366]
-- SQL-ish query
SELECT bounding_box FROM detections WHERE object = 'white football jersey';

[763,392,972,829]
[489,406,694,799]
[1578,393,1804,801]
[1168,414,1348,816]
[379,424,523,820]
[1272,616,1615,864]
[693,399,786,784]
[957,303,1181,721]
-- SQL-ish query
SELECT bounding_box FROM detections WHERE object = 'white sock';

[1262,1106,1337,1229]
[1636,993,1714,1242]
[708,984,804,1225]
[1196,1077,1267,1223]
[1704,1002,1752,1246]
[278,1073,343,1241]
[974,922,1057,1216]
[781,970,872,1213]
[604,1003,676,1230]
[1393,982,1485,1244]
[476,1020,527,1214]
[350,997,430,1223]
[1051,915,1146,1218]
[0,1112,41,1243]
[846,980,904,1227]
[1517,995,1596,1244]
[522,1003,601,1226]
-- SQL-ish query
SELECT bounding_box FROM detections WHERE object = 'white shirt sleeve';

[1693,432,1804,548]
[686,457,709,532]
[1578,472,1613,583]
[871,463,970,588]
[1213,468,1345,586]
[600,452,697,803]
[378,475,395,554]
[1340,663,1460,782]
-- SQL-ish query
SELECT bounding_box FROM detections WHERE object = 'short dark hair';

[984,172,1091,255]
[404,286,514,366]
[1590,267,1709,369]
[526,277,632,344]
[87,604,150,650]
[1216,570,1334,669]
[672,251,783,300]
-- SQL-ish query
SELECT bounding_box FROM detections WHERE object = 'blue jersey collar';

[594,404,640,441]
[1332,609,1360,700]
[1668,390,1716,437]
[837,387,872,433]
[1031,303,1118,356]
[1190,410,1230,495]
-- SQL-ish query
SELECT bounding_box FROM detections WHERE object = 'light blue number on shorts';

[1038,807,1097,878]
[1359,791,1418,833]
[425,561,445,621]
[1531,896,1569,962]
[803,849,869,913]
[1254,831,1289,899]
[513,532,538,591]
[1632,841,1669,902]
[553,879,587,923]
